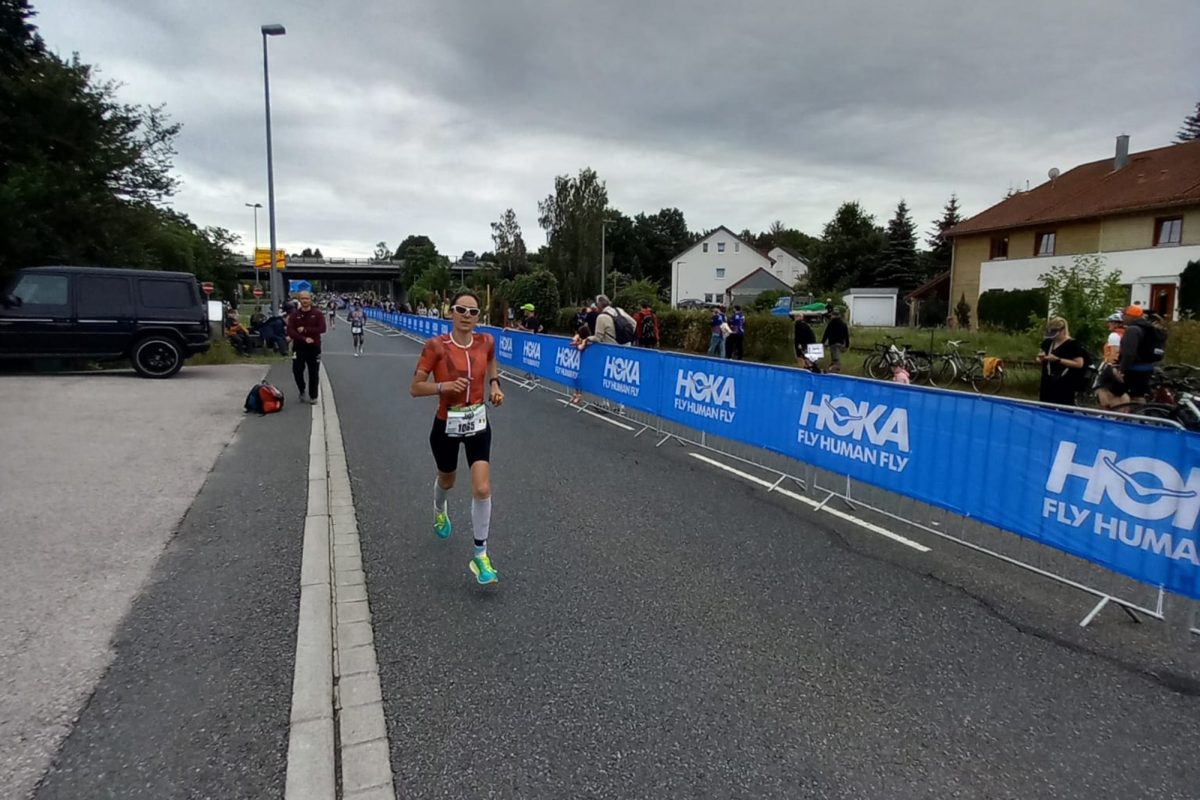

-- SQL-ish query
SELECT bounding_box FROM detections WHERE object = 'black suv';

[0,266,211,378]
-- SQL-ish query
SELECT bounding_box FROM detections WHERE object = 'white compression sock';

[434,481,450,514]
[471,497,492,553]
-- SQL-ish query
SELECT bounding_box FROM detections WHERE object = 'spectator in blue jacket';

[707,306,727,358]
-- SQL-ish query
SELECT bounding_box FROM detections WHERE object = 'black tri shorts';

[429,417,492,474]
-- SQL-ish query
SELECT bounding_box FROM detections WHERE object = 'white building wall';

[766,247,808,284]
[978,245,1200,317]
[671,230,772,306]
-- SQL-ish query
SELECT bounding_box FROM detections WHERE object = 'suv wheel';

[132,336,184,378]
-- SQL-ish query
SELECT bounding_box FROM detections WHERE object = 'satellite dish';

[1048,167,1060,180]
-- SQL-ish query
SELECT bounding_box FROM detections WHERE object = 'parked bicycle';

[930,340,1006,394]
[1108,391,1200,431]
[863,335,930,381]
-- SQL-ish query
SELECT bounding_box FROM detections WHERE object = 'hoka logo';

[556,347,581,371]
[675,370,736,408]
[796,392,910,473]
[602,355,641,397]
[1046,442,1200,529]
[499,336,514,358]
[604,356,640,385]
[521,340,541,367]
[673,370,736,423]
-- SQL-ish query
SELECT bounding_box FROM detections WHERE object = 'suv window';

[78,275,133,317]
[10,273,69,308]
[139,279,195,309]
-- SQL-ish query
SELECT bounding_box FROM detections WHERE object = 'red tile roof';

[949,139,1200,238]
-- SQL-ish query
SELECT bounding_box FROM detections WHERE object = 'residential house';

[725,268,794,308]
[669,227,775,306]
[766,246,809,285]
[949,136,1200,323]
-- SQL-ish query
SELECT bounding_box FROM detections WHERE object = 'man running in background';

[349,301,367,357]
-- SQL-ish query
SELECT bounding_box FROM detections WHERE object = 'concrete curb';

[285,371,396,799]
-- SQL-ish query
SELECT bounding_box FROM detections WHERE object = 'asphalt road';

[324,321,1200,800]
[29,362,309,800]
[0,365,273,800]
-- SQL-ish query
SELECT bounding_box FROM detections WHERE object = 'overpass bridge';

[235,256,483,295]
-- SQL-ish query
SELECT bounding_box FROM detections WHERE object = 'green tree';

[1179,259,1200,317]
[0,0,234,285]
[926,193,961,276]
[490,208,528,278]
[393,234,434,261]
[612,278,663,313]
[878,199,918,290]
[955,293,972,329]
[808,202,886,292]
[1036,254,1126,352]
[399,238,440,289]
[537,167,608,301]
[1176,101,1200,143]
[372,241,390,261]
[632,207,693,287]
[497,269,560,318]
[753,289,789,312]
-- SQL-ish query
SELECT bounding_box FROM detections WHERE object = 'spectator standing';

[578,295,634,348]
[793,314,817,369]
[573,305,589,335]
[517,304,542,333]
[584,304,599,336]
[1095,312,1129,409]
[633,302,660,348]
[822,308,850,373]
[286,290,328,404]
[1115,305,1164,404]
[725,305,745,359]
[1036,316,1086,406]
[707,306,727,358]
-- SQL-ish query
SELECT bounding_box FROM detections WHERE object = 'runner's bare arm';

[487,340,504,406]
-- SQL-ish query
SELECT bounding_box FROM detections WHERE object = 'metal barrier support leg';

[1079,596,1110,628]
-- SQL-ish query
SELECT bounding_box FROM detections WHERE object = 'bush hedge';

[977,288,1047,332]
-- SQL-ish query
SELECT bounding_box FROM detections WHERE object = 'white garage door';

[851,296,896,327]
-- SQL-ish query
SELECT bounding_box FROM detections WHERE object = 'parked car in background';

[0,266,211,378]
[770,295,830,321]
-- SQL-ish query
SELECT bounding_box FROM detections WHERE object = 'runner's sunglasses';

[452,304,481,317]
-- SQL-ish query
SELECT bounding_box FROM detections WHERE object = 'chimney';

[1114,134,1130,170]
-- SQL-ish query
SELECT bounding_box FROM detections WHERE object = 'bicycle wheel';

[930,358,957,388]
[865,354,890,380]
[907,352,933,385]
[972,364,1005,394]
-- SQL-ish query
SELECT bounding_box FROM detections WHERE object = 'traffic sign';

[253,287,264,299]
[254,248,287,269]
[201,281,214,296]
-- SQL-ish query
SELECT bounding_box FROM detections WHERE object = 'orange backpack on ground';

[244,380,285,415]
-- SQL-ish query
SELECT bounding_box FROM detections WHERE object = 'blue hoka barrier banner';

[367,312,1200,599]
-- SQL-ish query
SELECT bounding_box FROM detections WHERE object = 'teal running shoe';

[469,553,498,585]
[433,507,452,539]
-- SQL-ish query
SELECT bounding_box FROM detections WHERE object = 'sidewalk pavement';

[0,366,269,799]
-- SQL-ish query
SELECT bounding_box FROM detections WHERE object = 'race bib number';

[805,343,825,361]
[445,404,488,438]
[351,325,363,335]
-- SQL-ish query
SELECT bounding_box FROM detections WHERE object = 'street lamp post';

[600,219,612,299]
[261,23,286,315]
[244,202,262,288]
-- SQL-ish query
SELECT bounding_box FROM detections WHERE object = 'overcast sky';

[33,0,1200,259]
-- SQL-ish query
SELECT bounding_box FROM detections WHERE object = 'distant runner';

[409,290,505,585]
[326,298,337,330]
[349,302,366,357]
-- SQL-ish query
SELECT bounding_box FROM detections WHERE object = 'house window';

[717,242,726,253]
[776,270,783,277]
[735,243,740,252]
[1035,231,1056,256]
[1155,216,1183,246]
[715,268,725,279]
[989,236,1009,259]
[704,293,713,302]
[703,243,709,253]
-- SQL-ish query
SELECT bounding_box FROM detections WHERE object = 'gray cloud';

[33,0,1200,257]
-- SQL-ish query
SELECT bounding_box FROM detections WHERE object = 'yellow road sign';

[254,248,287,269]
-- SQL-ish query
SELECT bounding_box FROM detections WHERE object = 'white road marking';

[555,398,636,431]
[687,452,931,553]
